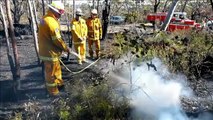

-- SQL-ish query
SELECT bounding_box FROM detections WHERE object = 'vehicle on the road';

[110,16,125,24]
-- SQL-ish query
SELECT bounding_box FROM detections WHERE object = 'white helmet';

[76,8,83,15]
[48,1,65,15]
[91,9,98,14]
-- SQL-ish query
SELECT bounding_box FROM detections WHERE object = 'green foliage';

[124,12,138,23]
[57,99,71,120]
[103,33,134,59]
[8,112,22,120]
[59,110,70,120]
[109,30,213,78]
[56,79,130,120]
[146,30,212,77]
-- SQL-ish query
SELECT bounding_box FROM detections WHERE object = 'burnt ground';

[0,36,49,119]
[0,28,213,119]
[0,36,45,101]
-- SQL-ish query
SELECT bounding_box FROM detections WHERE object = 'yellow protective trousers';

[44,61,63,95]
[74,41,86,63]
[88,39,100,58]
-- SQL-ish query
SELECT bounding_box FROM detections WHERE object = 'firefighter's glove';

[83,37,87,41]
[79,37,84,41]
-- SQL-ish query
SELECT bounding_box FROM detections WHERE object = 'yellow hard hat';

[48,1,65,14]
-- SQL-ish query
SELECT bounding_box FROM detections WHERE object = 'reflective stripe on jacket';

[38,10,68,61]
[46,82,57,87]
[70,18,88,43]
[73,41,86,45]
[86,17,102,40]
[39,56,59,61]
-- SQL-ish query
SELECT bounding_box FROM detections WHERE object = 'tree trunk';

[153,0,161,31]
[135,0,138,20]
[181,0,188,12]
[210,0,213,11]
[125,1,130,14]
[5,0,21,97]
[161,0,179,31]
[73,0,75,18]
[0,1,15,76]
[65,0,72,60]
[11,0,25,24]
[93,0,95,9]
[153,0,161,13]
[0,2,10,53]
[32,0,39,29]
[0,17,3,25]
[42,0,45,15]
[5,0,21,79]
[27,0,40,64]
[102,0,110,40]
[97,0,100,12]
[162,0,169,12]
[12,0,18,24]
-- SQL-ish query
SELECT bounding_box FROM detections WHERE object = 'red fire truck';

[146,12,201,32]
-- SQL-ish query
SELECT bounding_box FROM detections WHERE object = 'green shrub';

[109,30,213,78]
[56,79,130,120]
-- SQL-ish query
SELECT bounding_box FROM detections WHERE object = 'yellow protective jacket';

[86,17,102,40]
[38,10,68,61]
[71,18,88,44]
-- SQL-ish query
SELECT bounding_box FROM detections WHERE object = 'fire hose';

[59,51,101,75]
[60,51,155,102]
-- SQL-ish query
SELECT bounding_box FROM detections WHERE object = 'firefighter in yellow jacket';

[38,1,71,96]
[86,9,102,59]
[71,9,88,65]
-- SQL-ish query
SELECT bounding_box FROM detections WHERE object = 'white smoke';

[193,112,213,120]
[111,57,213,120]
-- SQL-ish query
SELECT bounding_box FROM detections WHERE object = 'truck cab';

[173,12,187,21]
